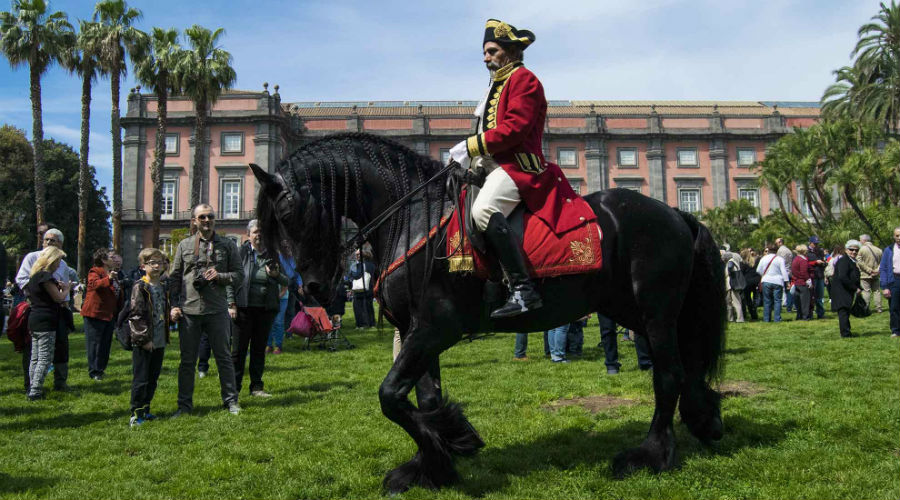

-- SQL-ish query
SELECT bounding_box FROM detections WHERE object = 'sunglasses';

[195,214,215,221]
[847,248,859,252]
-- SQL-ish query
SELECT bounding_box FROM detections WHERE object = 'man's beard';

[486,61,501,77]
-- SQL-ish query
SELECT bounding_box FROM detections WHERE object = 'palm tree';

[822,1,900,135]
[61,20,102,278]
[93,0,142,253]
[0,0,74,246]
[134,27,180,247]
[178,25,236,207]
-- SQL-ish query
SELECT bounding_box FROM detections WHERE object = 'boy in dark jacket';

[128,248,170,427]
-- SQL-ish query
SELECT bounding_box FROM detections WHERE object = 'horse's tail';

[676,210,727,442]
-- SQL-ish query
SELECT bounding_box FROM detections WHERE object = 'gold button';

[579,216,585,221]
[557,176,562,181]
[566,198,572,203]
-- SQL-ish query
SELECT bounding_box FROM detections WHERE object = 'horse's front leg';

[379,329,483,494]
[612,320,683,478]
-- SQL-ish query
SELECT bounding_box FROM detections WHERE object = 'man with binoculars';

[168,204,243,417]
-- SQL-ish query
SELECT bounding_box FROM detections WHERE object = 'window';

[617,148,637,167]
[678,188,701,212]
[566,177,583,194]
[160,237,174,256]
[165,133,179,155]
[162,180,176,219]
[222,180,242,219]
[677,148,698,167]
[796,187,813,217]
[737,148,756,166]
[439,148,451,165]
[557,148,577,167]
[738,187,760,223]
[221,132,244,154]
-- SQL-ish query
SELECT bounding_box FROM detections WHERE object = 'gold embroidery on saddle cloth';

[568,235,595,265]
[447,230,474,272]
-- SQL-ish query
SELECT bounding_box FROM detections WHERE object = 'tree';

[42,138,111,269]
[178,25,236,207]
[61,20,102,279]
[0,126,110,272]
[822,1,900,135]
[700,199,759,251]
[92,0,142,253]
[0,125,36,267]
[134,27,180,247]
[0,0,74,246]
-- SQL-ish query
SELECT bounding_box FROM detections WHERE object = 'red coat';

[791,255,811,287]
[81,266,120,321]
[464,64,595,234]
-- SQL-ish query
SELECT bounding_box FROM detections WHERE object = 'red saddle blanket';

[445,195,603,279]
[373,192,602,295]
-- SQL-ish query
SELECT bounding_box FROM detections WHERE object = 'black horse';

[251,132,727,493]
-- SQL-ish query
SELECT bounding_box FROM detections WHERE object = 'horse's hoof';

[383,453,457,493]
[611,445,675,479]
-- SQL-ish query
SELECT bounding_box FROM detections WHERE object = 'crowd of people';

[721,230,900,338]
[1,205,350,427]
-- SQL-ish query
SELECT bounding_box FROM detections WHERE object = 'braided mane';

[264,132,449,302]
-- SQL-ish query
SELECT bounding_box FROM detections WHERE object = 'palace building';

[119,85,820,267]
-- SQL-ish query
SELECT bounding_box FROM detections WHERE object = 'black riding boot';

[484,212,542,319]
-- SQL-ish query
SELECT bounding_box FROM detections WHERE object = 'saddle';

[446,186,603,280]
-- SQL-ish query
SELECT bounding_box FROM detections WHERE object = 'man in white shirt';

[756,245,790,322]
[15,228,71,290]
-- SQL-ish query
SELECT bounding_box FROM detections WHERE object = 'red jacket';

[464,63,595,234]
[791,255,811,286]
[81,266,120,321]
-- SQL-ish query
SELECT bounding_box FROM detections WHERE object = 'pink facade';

[430,118,471,129]
[363,119,413,130]
[665,141,713,210]
[606,118,648,129]
[305,119,347,131]
[662,118,709,129]
[608,141,650,192]
[548,118,583,128]
[724,118,764,129]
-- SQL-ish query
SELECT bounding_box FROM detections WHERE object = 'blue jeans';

[545,324,569,361]
[762,282,783,322]
[268,297,289,348]
[813,278,825,318]
[513,332,549,358]
[566,320,584,356]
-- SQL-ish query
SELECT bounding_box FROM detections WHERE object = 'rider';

[449,19,593,319]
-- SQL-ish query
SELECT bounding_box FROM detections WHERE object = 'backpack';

[728,261,746,290]
[6,301,31,352]
[114,298,133,351]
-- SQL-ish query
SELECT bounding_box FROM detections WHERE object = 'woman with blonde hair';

[791,244,812,320]
[26,246,71,400]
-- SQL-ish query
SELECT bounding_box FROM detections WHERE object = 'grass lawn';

[0,306,898,499]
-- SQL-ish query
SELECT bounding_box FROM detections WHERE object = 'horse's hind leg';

[612,320,683,478]
[379,329,483,493]
[678,351,723,443]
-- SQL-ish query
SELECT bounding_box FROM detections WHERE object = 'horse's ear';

[250,163,281,196]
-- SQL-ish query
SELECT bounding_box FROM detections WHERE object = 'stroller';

[288,299,355,352]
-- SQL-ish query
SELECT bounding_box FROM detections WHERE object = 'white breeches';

[472,166,521,231]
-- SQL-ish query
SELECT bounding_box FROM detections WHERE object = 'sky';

[0,0,886,198]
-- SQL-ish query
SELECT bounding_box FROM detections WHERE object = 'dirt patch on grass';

[717,380,766,398]
[547,395,639,414]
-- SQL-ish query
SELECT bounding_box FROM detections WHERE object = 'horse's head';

[250,163,343,304]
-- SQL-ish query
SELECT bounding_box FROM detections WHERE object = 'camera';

[193,268,211,290]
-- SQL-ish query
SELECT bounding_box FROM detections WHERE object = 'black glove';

[449,165,486,188]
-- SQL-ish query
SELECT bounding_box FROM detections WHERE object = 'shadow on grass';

[0,409,130,431]
[453,415,796,496]
[0,472,58,494]
[724,347,752,355]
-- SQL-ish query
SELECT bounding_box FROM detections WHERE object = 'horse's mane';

[262,132,449,300]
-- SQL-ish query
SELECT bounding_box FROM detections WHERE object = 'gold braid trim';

[466,134,488,157]
[486,20,533,46]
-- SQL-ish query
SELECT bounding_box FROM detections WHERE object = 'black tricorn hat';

[483,19,535,48]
